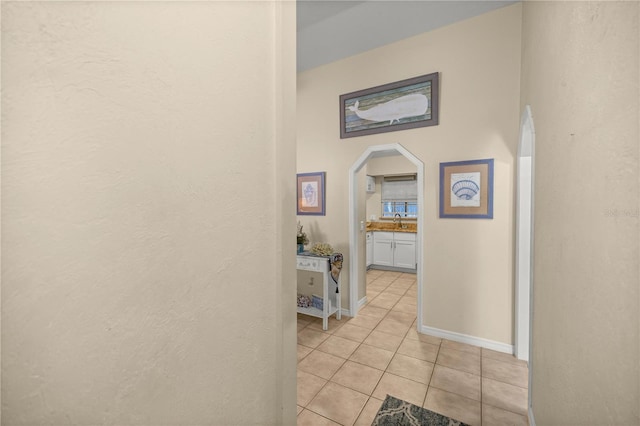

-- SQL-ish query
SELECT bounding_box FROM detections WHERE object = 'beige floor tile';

[391,302,417,315]
[353,397,384,426]
[482,403,529,426]
[349,344,395,370]
[331,360,384,395]
[297,370,327,406]
[385,310,416,325]
[384,285,408,296]
[386,353,434,384]
[436,347,480,375]
[441,339,481,356]
[404,328,442,346]
[297,328,331,349]
[297,405,303,416]
[405,289,418,298]
[482,377,528,416]
[297,344,313,362]
[298,321,310,332]
[430,365,481,401]
[358,305,389,319]
[306,316,345,334]
[297,409,341,426]
[333,323,372,343]
[308,382,369,426]
[367,283,388,292]
[482,357,529,389]
[372,372,428,407]
[363,330,404,352]
[316,335,361,359]
[482,347,529,367]
[368,292,402,309]
[371,277,395,285]
[298,350,346,380]
[374,318,411,336]
[423,387,481,426]
[366,290,380,301]
[397,338,439,363]
[346,314,383,330]
[389,280,413,290]
[398,295,417,305]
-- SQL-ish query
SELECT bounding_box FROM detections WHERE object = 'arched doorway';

[348,143,425,330]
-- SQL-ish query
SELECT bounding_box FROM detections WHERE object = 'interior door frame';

[348,143,424,328]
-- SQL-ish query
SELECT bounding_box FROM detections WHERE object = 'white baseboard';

[420,325,514,354]
[529,406,535,426]
[358,296,367,309]
[341,296,367,318]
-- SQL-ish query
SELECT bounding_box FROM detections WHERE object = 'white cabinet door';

[394,240,416,269]
[373,232,393,266]
[366,175,376,193]
[366,232,373,267]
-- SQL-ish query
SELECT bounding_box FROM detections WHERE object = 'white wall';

[1,2,297,424]
[298,4,522,345]
[521,1,639,424]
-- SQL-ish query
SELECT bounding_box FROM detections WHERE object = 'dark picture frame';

[339,72,439,139]
[439,159,494,219]
[297,172,326,216]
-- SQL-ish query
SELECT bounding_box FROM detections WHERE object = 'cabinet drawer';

[373,231,394,240]
[394,232,416,242]
[296,256,324,272]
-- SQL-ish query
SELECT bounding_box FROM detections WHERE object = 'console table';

[296,254,341,330]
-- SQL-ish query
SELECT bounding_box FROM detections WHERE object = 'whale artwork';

[339,72,439,138]
[348,93,429,125]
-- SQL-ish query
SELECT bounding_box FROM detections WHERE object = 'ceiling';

[297,0,517,72]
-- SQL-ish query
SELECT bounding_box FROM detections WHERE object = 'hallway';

[297,270,529,425]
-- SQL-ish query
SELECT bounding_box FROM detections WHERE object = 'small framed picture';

[439,159,494,219]
[297,172,326,216]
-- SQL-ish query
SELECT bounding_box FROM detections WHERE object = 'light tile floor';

[297,270,529,426]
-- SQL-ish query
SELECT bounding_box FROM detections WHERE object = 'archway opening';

[348,143,425,331]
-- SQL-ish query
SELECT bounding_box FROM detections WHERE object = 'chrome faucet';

[393,213,403,228]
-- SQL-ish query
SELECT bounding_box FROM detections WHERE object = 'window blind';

[381,179,417,201]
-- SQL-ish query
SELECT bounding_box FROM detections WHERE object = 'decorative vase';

[297,243,304,254]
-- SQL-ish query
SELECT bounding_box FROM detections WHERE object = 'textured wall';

[297,4,522,345]
[2,2,296,424]
[521,1,639,424]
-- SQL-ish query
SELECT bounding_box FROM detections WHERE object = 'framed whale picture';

[339,72,439,139]
[439,159,494,219]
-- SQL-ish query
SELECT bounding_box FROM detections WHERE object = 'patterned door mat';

[372,395,470,426]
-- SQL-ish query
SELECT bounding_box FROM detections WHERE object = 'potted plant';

[297,221,309,253]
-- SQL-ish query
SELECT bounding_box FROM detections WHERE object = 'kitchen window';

[381,175,418,218]
[382,201,418,217]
